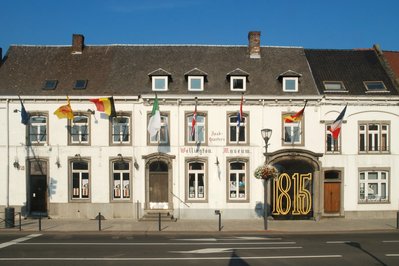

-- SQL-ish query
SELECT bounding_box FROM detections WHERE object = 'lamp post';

[261,128,272,230]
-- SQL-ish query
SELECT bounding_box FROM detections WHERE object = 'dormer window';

[283,77,298,92]
[277,70,302,93]
[152,76,168,91]
[148,68,171,91]
[185,68,207,92]
[227,68,249,92]
[364,81,387,92]
[231,76,246,91]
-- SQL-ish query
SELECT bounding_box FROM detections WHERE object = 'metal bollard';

[98,212,102,231]
[18,212,21,231]
[38,214,42,231]
[397,211,399,230]
[158,213,161,231]
[215,210,222,231]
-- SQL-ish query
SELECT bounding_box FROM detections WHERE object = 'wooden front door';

[30,175,47,213]
[149,173,168,203]
[324,182,340,213]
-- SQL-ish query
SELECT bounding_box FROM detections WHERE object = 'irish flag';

[147,95,161,138]
[329,105,347,140]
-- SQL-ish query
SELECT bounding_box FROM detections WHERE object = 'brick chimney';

[71,34,84,54]
[248,31,261,59]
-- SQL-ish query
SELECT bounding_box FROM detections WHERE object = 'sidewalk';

[1,217,398,233]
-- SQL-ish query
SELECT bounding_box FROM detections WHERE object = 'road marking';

[386,254,399,257]
[0,255,343,261]
[171,246,302,254]
[18,241,296,246]
[233,236,282,241]
[326,241,352,244]
[382,240,399,243]
[174,237,282,241]
[174,238,217,241]
[0,234,42,249]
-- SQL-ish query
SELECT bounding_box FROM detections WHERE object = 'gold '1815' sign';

[272,173,312,216]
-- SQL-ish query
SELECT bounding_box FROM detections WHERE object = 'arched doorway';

[142,153,175,210]
[268,149,323,220]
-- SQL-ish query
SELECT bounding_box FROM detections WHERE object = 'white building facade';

[0,32,398,221]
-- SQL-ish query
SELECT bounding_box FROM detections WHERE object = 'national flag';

[18,96,30,125]
[284,102,307,123]
[237,94,243,128]
[54,96,74,120]
[147,95,161,138]
[329,105,347,140]
[89,97,116,117]
[191,100,197,138]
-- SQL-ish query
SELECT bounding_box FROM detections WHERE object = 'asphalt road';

[0,231,398,265]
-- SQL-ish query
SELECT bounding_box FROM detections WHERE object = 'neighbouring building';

[0,32,398,221]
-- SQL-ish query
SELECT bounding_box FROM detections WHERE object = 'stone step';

[139,212,177,222]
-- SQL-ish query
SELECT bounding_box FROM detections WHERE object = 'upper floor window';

[227,160,249,202]
[230,76,246,91]
[359,170,389,203]
[28,114,48,145]
[228,113,248,144]
[326,124,340,154]
[71,160,90,200]
[364,81,387,92]
[283,77,298,92]
[359,122,389,153]
[188,76,204,91]
[186,112,207,145]
[282,113,303,145]
[112,160,131,201]
[69,114,90,145]
[186,160,207,201]
[111,114,131,145]
[148,113,169,145]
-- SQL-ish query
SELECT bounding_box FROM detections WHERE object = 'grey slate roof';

[304,49,398,95]
[0,45,318,97]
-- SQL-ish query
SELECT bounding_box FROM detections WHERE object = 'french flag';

[329,105,347,140]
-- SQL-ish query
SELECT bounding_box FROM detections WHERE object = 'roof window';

[323,81,346,91]
[364,81,387,91]
[74,80,88,90]
[43,80,58,90]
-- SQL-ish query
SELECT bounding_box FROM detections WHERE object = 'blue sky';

[1,0,398,53]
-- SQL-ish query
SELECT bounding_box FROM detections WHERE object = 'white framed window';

[283,77,298,92]
[71,161,90,200]
[326,124,340,153]
[228,160,248,201]
[29,114,47,145]
[186,112,206,145]
[359,170,389,203]
[152,76,168,91]
[283,120,302,145]
[230,76,246,91]
[359,122,389,153]
[188,76,204,91]
[149,113,169,145]
[69,115,90,145]
[187,161,206,201]
[112,160,131,200]
[228,113,247,144]
[111,115,130,145]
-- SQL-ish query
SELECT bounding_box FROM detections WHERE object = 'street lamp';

[261,128,272,230]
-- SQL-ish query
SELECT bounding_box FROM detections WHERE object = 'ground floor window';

[112,160,131,200]
[186,160,207,201]
[227,160,248,201]
[359,170,389,203]
[71,160,90,200]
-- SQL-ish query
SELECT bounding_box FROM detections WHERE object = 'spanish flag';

[284,102,307,123]
[90,97,116,117]
[54,96,74,120]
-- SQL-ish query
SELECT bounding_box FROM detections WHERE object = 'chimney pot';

[72,34,84,54]
[248,31,261,59]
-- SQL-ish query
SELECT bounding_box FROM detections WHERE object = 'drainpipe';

[6,98,10,207]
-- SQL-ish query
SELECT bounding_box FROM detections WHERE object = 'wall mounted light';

[117,153,123,161]
[74,154,81,161]
[215,156,220,166]
[13,160,20,169]
[55,157,61,168]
